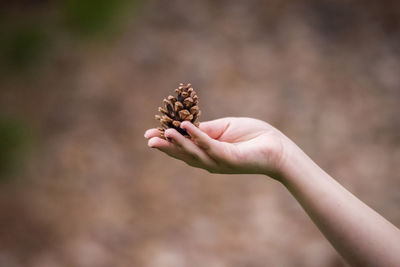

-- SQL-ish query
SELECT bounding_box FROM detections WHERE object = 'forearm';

[278,145,400,267]
[147,117,400,265]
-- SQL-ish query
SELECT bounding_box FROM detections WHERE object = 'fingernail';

[164,128,174,136]
[147,139,155,148]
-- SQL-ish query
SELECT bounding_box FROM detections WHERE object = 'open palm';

[145,117,287,176]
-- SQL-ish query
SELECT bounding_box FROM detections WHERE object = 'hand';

[144,117,292,178]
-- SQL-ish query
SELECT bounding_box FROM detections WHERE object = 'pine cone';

[155,82,201,139]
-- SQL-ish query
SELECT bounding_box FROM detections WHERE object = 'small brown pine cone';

[155,82,201,138]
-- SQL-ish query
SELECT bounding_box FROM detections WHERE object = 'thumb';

[198,118,230,139]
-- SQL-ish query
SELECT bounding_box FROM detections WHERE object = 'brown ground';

[0,1,399,266]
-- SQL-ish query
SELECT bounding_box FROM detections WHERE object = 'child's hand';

[144,117,290,177]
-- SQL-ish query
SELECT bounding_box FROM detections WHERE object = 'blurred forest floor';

[0,0,399,266]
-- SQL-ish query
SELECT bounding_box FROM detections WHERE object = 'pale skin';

[144,117,400,267]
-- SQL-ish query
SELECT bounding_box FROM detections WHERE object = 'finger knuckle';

[184,161,194,167]
[198,141,211,151]
[206,167,217,174]
[188,153,200,161]
[173,141,183,148]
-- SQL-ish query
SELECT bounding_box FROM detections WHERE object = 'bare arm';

[144,117,400,266]
[281,143,400,267]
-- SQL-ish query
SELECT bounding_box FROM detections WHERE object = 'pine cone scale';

[155,82,201,138]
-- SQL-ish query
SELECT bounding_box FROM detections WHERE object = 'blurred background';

[0,0,399,266]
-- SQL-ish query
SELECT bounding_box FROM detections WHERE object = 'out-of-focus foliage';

[0,0,143,73]
[0,117,30,180]
[0,26,48,71]
[63,0,129,35]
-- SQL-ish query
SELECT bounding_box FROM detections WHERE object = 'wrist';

[275,141,318,186]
